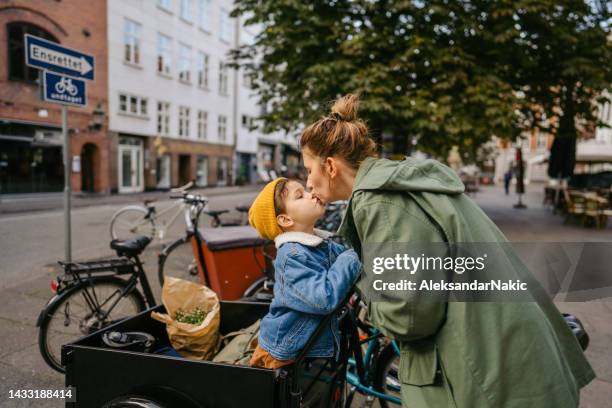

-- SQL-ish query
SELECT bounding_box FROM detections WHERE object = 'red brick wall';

[0,0,109,193]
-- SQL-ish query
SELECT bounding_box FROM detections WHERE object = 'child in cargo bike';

[248,177,361,369]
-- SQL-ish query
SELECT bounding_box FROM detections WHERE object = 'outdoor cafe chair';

[563,189,585,225]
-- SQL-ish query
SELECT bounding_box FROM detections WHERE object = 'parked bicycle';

[156,191,267,299]
[205,204,250,227]
[315,200,348,234]
[37,236,157,373]
[110,182,251,241]
[109,182,194,241]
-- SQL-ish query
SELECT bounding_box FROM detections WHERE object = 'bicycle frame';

[346,327,401,404]
[147,200,190,240]
[62,254,157,316]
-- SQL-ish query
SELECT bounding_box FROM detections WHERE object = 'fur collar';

[274,229,333,248]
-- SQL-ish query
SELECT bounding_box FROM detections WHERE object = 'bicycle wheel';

[110,207,155,241]
[38,277,146,373]
[158,235,199,287]
[373,342,402,408]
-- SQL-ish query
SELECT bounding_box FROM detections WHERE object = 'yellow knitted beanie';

[248,178,288,240]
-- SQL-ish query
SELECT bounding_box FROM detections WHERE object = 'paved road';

[0,183,610,407]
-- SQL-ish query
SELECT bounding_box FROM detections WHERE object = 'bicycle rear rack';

[59,258,135,275]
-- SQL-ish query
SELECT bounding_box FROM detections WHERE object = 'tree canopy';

[230,0,611,162]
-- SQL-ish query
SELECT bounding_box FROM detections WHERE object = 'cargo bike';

[62,293,399,407]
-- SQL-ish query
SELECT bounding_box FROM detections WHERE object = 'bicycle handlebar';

[170,192,208,206]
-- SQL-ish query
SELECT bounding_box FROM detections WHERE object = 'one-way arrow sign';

[25,34,95,81]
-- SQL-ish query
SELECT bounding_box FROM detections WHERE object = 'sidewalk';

[0,184,262,215]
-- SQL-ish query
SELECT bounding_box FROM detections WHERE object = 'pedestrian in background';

[504,162,514,195]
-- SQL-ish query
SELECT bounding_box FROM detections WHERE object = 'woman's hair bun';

[330,94,359,122]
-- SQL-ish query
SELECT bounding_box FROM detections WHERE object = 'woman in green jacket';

[300,94,594,407]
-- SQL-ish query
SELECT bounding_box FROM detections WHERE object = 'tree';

[230,0,611,162]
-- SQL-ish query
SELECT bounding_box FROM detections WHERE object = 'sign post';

[25,34,95,263]
[61,106,71,263]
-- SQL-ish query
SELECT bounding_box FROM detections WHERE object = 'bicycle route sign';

[25,34,94,80]
[42,71,87,107]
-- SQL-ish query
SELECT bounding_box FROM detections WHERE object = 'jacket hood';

[352,156,465,195]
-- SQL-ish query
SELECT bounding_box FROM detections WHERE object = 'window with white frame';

[196,51,209,88]
[178,106,191,137]
[157,33,172,75]
[219,62,228,95]
[197,110,208,139]
[198,0,211,31]
[220,8,231,42]
[119,93,148,117]
[178,44,192,83]
[157,101,171,135]
[242,70,253,88]
[180,0,193,22]
[158,0,172,11]
[218,115,227,141]
[123,19,141,65]
[241,114,255,129]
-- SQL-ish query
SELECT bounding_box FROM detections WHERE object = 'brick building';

[0,0,109,194]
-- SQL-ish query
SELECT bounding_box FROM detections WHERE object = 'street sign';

[25,34,95,80]
[42,71,87,107]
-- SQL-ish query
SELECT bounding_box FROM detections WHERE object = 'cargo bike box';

[63,300,349,408]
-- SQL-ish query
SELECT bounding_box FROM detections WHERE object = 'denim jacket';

[257,229,361,361]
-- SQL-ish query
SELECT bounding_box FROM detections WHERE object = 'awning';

[527,140,612,165]
[576,140,612,163]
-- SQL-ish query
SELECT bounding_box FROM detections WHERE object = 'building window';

[119,93,148,117]
[178,44,192,83]
[179,106,191,137]
[158,0,172,11]
[157,101,171,135]
[180,0,193,22]
[7,22,58,82]
[220,8,232,43]
[242,71,253,89]
[196,51,209,88]
[218,115,227,141]
[196,156,208,186]
[198,0,211,31]
[241,114,255,129]
[124,18,142,65]
[219,62,228,95]
[197,110,208,139]
[157,33,172,75]
[600,102,611,123]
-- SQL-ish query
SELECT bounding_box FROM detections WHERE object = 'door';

[178,154,191,186]
[81,143,97,192]
[118,142,143,193]
[196,156,208,187]
[217,158,228,186]
[156,154,171,189]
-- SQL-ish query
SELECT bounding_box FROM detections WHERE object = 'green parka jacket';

[338,157,594,408]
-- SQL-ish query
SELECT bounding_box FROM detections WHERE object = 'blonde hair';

[300,94,377,169]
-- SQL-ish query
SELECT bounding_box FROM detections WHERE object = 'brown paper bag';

[151,277,220,360]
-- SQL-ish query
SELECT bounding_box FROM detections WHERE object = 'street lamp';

[89,103,105,131]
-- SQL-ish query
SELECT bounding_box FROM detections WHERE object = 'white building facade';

[107,0,299,193]
[107,0,247,193]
